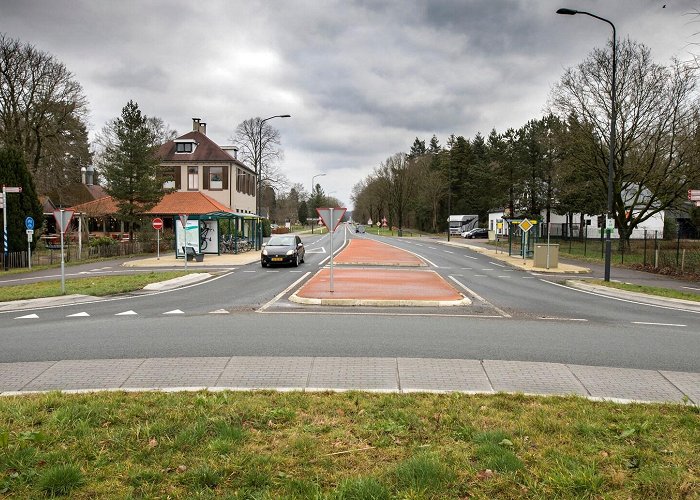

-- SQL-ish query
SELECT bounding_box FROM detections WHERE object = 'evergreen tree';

[0,148,43,256]
[409,137,426,158]
[99,101,164,240]
[428,135,441,154]
[298,200,308,225]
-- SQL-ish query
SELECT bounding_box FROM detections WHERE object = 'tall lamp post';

[556,7,616,282]
[310,173,326,233]
[255,114,290,249]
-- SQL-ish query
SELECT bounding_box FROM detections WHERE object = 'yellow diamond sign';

[519,218,533,232]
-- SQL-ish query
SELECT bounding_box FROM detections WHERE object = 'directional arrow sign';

[689,189,700,201]
[316,207,347,232]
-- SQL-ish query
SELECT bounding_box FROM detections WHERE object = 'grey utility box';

[533,244,559,268]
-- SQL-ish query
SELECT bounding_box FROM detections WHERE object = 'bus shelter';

[173,211,261,258]
[502,218,540,258]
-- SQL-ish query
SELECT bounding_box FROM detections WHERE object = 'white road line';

[243,270,256,273]
[163,309,185,315]
[414,243,424,247]
[682,286,700,291]
[427,246,436,250]
[448,276,511,318]
[66,312,90,317]
[522,276,535,279]
[481,269,494,271]
[115,310,137,316]
[539,279,700,314]
[15,313,39,319]
[444,250,454,254]
[257,271,311,313]
[489,262,506,267]
[539,317,588,322]
[461,267,472,270]
[209,309,229,314]
[474,274,487,277]
[465,256,478,260]
[632,321,686,327]
[498,276,511,278]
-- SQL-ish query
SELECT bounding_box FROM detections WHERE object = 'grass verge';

[0,391,697,498]
[0,271,193,302]
[588,279,700,302]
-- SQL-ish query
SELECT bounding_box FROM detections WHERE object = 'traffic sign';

[519,219,533,232]
[689,189,700,201]
[152,217,163,230]
[179,214,188,228]
[316,207,347,232]
[53,209,74,233]
[3,186,22,193]
[25,216,34,230]
[381,217,387,228]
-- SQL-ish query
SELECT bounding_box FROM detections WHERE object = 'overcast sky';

[1,0,697,207]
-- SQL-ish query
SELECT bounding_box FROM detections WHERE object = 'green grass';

[589,279,700,302]
[0,391,697,498]
[0,271,193,301]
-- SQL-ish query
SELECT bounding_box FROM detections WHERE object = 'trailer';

[448,215,478,235]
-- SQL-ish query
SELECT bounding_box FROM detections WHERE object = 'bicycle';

[200,225,213,250]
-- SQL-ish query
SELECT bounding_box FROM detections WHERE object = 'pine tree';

[100,101,164,240]
[0,148,44,256]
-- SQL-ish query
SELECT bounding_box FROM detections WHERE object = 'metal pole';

[2,189,7,271]
[157,229,160,260]
[183,221,188,271]
[329,207,334,292]
[546,222,551,269]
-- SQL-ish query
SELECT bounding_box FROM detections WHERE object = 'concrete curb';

[566,280,700,311]
[288,293,472,307]
[143,273,212,291]
[0,294,100,312]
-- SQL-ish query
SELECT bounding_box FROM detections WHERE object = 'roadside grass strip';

[588,279,700,303]
[0,391,697,498]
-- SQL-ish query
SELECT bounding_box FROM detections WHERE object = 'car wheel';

[294,253,299,267]
[261,261,267,268]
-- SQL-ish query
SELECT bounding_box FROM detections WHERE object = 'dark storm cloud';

[94,63,169,91]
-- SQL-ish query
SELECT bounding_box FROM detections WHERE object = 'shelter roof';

[69,196,118,216]
[146,191,234,215]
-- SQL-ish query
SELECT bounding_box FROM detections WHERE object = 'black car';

[261,235,305,267]
[463,228,488,239]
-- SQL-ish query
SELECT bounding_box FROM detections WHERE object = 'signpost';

[519,218,533,261]
[25,217,34,269]
[316,207,347,292]
[53,209,74,293]
[179,214,188,270]
[688,189,700,201]
[152,217,163,260]
[2,186,23,271]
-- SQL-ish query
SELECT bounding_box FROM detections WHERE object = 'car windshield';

[267,236,295,246]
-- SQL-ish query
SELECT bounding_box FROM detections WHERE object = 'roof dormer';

[174,138,197,154]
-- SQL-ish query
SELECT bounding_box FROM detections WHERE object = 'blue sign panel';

[25,216,35,230]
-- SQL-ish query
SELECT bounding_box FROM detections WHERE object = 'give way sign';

[316,207,346,232]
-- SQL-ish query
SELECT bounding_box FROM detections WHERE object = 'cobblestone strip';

[483,360,588,396]
[213,356,313,390]
[307,357,397,391]
[121,357,229,389]
[0,361,56,392]
[568,365,687,403]
[398,358,492,393]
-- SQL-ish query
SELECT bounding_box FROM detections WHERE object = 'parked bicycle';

[200,225,213,250]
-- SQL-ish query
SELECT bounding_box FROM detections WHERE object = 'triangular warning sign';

[316,207,347,232]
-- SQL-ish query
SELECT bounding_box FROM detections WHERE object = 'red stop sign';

[152,217,163,230]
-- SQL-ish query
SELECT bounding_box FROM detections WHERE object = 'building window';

[209,167,223,190]
[188,166,198,190]
[161,166,179,190]
[176,142,194,153]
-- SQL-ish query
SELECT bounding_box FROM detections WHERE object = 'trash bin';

[533,244,559,268]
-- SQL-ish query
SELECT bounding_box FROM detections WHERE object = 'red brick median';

[334,239,425,266]
[292,268,469,306]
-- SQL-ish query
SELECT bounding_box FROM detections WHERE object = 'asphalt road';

[1,226,698,373]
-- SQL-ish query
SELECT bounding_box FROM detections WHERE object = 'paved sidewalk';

[1,356,697,405]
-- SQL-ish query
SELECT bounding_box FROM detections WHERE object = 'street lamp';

[557,7,616,282]
[255,114,291,249]
[310,173,326,234]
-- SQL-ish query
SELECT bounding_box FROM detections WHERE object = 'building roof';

[157,131,249,168]
[146,191,234,215]
[69,196,119,216]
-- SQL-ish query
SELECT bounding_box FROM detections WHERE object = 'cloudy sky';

[1,0,697,207]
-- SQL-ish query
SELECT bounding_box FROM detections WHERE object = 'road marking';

[498,276,511,278]
[115,310,137,316]
[66,312,90,317]
[414,243,424,247]
[632,321,686,327]
[539,279,700,314]
[257,271,311,313]
[15,313,39,319]
[539,317,588,321]
[481,269,494,271]
[163,309,185,315]
[474,274,487,277]
[427,246,436,250]
[461,267,472,270]
[306,247,326,254]
[489,262,505,267]
[448,276,511,318]
[209,309,229,314]
[465,256,478,260]
[682,286,700,291]
[522,276,535,279]
[444,250,454,254]
[266,270,280,273]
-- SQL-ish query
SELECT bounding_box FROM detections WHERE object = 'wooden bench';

[183,246,204,262]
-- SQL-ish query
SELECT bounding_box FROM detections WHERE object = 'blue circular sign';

[25,216,35,230]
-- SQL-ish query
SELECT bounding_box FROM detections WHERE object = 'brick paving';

[1,356,695,405]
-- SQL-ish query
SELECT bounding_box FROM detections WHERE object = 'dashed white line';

[465,256,478,260]
[66,312,90,317]
[115,310,137,316]
[632,321,686,327]
[163,309,185,315]
[489,262,506,267]
[444,250,454,254]
[15,313,39,319]
[682,286,700,291]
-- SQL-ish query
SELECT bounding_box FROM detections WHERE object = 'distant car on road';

[462,228,488,239]
[261,235,305,267]
[355,224,365,233]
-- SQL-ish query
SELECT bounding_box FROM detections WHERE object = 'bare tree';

[232,117,289,197]
[550,38,700,243]
[0,34,90,195]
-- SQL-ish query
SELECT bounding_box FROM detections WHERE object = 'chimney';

[192,117,201,132]
[199,122,207,135]
[86,165,94,186]
[232,146,238,160]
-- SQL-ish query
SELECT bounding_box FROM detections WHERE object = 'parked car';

[261,235,305,267]
[462,228,488,239]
